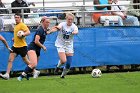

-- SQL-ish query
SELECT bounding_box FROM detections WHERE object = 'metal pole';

[43,0,45,12]
[21,9,24,22]
[82,0,85,26]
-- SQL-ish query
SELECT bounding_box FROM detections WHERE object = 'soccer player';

[17,16,53,81]
[48,12,78,78]
[0,13,30,80]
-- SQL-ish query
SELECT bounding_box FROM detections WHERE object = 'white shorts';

[56,46,74,53]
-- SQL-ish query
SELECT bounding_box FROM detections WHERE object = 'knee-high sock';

[65,56,72,69]
[61,56,72,77]
[61,67,70,77]
[24,66,33,73]
[20,66,33,78]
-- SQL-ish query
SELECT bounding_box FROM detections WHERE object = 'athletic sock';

[61,67,69,77]
[20,66,33,78]
[61,56,72,77]
[57,60,63,68]
[25,66,33,73]
[65,56,72,69]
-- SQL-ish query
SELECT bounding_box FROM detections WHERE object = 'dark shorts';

[11,46,27,57]
[28,43,41,57]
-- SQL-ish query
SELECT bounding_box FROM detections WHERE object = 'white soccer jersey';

[55,22,78,48]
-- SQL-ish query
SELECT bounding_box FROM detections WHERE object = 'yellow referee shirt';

[13,22,29,47]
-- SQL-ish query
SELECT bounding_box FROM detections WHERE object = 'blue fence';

[0,26,140,71]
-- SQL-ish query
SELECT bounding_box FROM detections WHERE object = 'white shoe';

[17,76,23,81]
[33,70,40,78]
[0,73,10,80]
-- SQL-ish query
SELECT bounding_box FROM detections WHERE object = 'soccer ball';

[91,69,102,78]
[17,30,25,38]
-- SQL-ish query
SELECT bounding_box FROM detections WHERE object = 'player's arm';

[0,35,9,48]
[72,26,78,35]
[35,35,46,51]
[21,24,30,37]
[47,26,61,34]
[47,22,62,34]
[23,29,30,37]
[0,35,12,52]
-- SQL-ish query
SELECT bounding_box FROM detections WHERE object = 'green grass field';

[0,72,140,93]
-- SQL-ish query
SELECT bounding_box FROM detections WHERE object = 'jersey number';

[63,34,69,39]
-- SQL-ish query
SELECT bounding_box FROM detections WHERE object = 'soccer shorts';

[56,46,74,53]
[28,43,41,57]
[11,46,27,57]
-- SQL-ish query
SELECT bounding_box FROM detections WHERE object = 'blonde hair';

[65,12,75,19]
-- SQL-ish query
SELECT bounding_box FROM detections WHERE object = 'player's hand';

[18,33,25,38]
[42,45,47,51]
[46,31,51,34]
[12,38,14,42]
[53,26,60,31]
[72,31,78,35]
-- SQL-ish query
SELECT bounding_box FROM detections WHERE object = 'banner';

[0,26,140,71]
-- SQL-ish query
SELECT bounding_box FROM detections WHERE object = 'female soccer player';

[48,12,78,78]
[17,16,52,81]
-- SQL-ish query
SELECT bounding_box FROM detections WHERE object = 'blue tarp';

[0,26,140,71]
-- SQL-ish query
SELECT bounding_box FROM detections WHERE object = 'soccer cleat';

[60,75,65,79]
[33,70,40,78]
[54,67,59,75]
[0,73,9,80]
[26,74,30,80]
[0,73,2,76]
[17,76,23,81]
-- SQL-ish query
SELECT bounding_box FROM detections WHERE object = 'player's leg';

[22,55,30,65]
[17,55,32,81]
[16,46,31,81]
[58,47,67,65]
[27,45,40,78]
[19,46,30,65]
[54,47,67,74]
[58,52,67,67]
[60,46,73,78]
[65,55,73,69]
[26,50,38,68]
[61,54,73,78]
[33,69,40,78]
[17,50,37,81]
[32,50,40,78]
[0,52,16,80]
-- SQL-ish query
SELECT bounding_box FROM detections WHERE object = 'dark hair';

[14,13,22,18]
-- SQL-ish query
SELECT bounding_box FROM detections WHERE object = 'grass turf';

[0,72,140,93]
